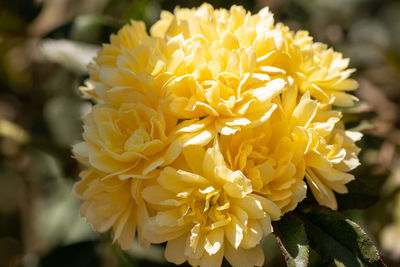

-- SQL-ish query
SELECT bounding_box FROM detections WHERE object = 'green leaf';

[336,180,379,210]
[273,213,309,267]
[336,171,386,210]
[297,205,385,267]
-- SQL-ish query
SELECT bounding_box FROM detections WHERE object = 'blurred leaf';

[44,15,120,44]
[35,176,94,249]
[342,113,361,124]
[380,223,400,260]
[0,10,25,33]
[69,15,105,43]
[43,96,87,148]
[124,0,147,20]
[0,119,29,144]
[387,49,400,72]
[0,0,42,34]
[41,68,76,97]
[349,19,389,48]
[126,242,165,264]
[380,193,400,259]
[335,102,373,114]
[19,149,93,252]
[40,39,100,75]
[0,165,22,214]
[39,241,100,267]
[112,245,139,267]
[349,120,374,132]
[26,149,63,183]
[286,1,309,25]
[0,237,22,267]
[70,14,121,44]
[113,243,174,267]
[297,205,385,266]
[273,213,309,267]
[30,150,94,249]
[0,0,42,23]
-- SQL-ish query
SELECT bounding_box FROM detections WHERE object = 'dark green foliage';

[39,241,100,267]
[336,172,386,210]
[273,213,309,267]
[296,205,385,267]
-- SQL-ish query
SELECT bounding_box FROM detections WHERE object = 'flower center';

[124,129,151,151]
[189,188,231,231]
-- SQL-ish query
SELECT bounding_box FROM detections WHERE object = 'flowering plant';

[72,3,384,266]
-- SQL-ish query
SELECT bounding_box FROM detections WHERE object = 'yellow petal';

[165,234,188,264]
[305,168,337,210]
[204,228,224,255]
[251,194,281,221]
[182,128,215,147]
[89,152,129,173]
[305,150,331,170]
[331,92,358,107]
[164,139,182,165]
[142,217,190,244]
[115,207,137,250]
[240,219,263,249]
[225,215,244,249]
[251,78,287,102]
[291,96,318,128]
[231,196,265,219]
[158,167,209,193]
[200,243,224,267]
[142,185,182,206]
[225,243,264,267]
[183,145,206,174]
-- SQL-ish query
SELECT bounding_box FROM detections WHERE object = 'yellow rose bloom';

[219,107,307,214]
[72,3,362,266]
[150,4,283,136]
[72,100,180,178]
[142,142,281,267]
[72,96,181,247]
[83,21,166,100]
[284,88,361,210]
[72,168,150,248]
[303,122,362,210]
[258,23,359,107]
[82,4,286,136]
[219,81,361,214]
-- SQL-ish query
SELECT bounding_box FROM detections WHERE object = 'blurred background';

[0,0,399,266]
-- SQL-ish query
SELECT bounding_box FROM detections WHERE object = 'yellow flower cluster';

[72,3,361,266]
